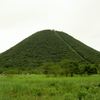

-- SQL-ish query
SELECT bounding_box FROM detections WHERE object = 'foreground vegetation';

[0,75,100,100]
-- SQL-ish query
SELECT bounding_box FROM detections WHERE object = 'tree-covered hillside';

[57,31,100,63]
[0,29,100,69]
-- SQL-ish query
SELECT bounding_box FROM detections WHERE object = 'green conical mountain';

[0,29,100,68]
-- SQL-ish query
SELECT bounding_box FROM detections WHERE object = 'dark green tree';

[51,64,61,77]
[84,64,97,75]
[60,59,74,77]
[40,63,61,77]
[40,63,54,76]
[78,64,86,75]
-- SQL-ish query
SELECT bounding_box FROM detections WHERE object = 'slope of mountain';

[0,29,100,68]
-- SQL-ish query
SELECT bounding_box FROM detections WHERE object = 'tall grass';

[0,75,100,100]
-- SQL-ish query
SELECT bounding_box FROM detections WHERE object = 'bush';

[5,69,19,75]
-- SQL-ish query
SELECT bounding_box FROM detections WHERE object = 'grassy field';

[0,75,100,100]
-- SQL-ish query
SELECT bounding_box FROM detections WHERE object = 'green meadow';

[0,75,100,100]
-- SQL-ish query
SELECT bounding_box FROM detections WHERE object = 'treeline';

[39,59,99,77]
[0,59,99,77]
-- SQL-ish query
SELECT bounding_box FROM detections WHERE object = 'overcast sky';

[0,0,100,53]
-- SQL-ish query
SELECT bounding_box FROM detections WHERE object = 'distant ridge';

[0,29,100,68]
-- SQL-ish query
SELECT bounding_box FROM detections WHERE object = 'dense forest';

[0,29,100,75]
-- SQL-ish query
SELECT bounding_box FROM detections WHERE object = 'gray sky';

[0,0,100,53]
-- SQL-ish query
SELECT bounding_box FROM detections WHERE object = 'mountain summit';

[0,29,100,68]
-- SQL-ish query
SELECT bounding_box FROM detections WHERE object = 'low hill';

[0,29,100,68]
